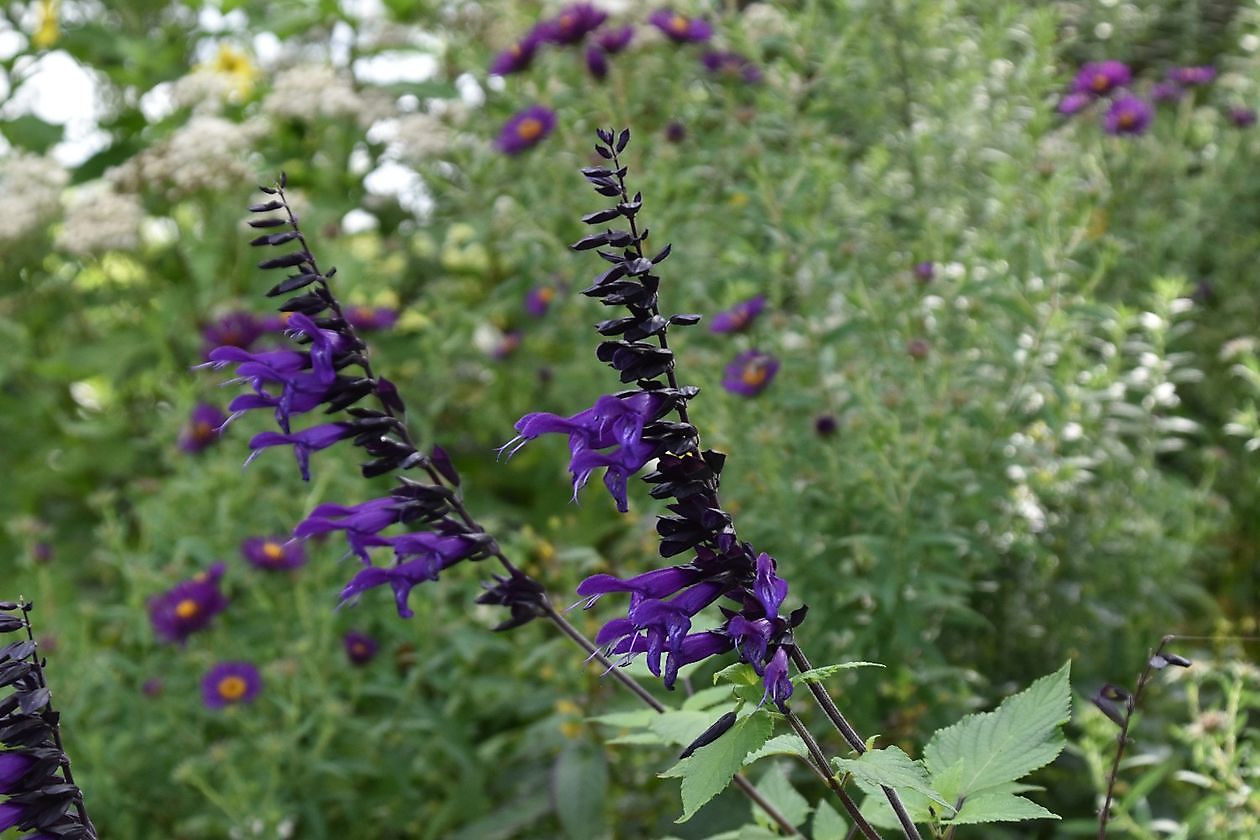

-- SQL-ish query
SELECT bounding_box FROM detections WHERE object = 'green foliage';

[660,712,775,823]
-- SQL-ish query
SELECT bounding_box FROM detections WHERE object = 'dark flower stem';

[20,602,98,839]
[601,144,920,840]
[269,188,797,838]
[785,712,883,840]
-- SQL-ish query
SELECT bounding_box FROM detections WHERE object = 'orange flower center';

[217,675,248,701]
[262,542,285,562]
[517,118,543,141]
[670,15,689,33]
[1091,73,1108,92]
[741,365,768,386]
[1118,111,1135,128]
[175,598,200,619]
[193,421,214,440]
[538,287,555,302]
[560,14,574,27]
[351,642,368,656]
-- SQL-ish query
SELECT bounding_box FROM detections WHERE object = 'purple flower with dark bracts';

[497,106,556,155]
[341,532,482,617]
[246,422,357,481]
[0,752,35,793]
[502,391,670,512]
[526,286,557,317]
[345,305,399,331]
[710,295,766,334]
[201,661,262,709]
[761,646,793,707]
[1103,96,1152,136]
[148,563,229,644]
[1168,65,1216,86]
[201,311,263,357]
[753,552,787,620]
[1228,106,1257,128]
[722,350,779,397]
[344,630,379,665]
[700,51,762,84]
[586,45,609,80]
[650,9,712,43]
[1152,82,1183,104]
[241,536,307,571]
[490,30,544,76]
[913,261,935,283]
[295,496,401,562]
[597,25,634,54]
[179,402,227,453]
[540,4,607,45]
[1073,60,1131,97]
[1057,91,1092,115]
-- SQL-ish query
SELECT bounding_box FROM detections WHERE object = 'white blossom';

[0,151,68,243]
[56,187,146,256]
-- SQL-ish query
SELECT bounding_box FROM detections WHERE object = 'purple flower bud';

[814,414,837,437]
[913,261,935,283]
[761,646,792,709]
[201,661,262,709]
[497,106,556,155]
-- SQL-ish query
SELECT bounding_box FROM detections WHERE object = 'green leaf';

[945,792,1058,825]
[1,115,64,154]
[812,800,849,840]
[648,710,722,747]
[924,661,1071,800]
[683,685,736,710]
[753,763,812,828]
[713,663,760,686]
[744,734,810,765]
[832,747,950,809]
[791,661,885,686]
[660,712,775,822]
[552,744,609,839]
[589,709,656,729]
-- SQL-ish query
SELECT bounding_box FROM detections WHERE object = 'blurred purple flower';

[201,311,263,357]
[525,285,557,317]
[913,261,935,282]
[1103,96,1152,135]
[1152,82,1183,104]
[1073,60,1131,96]
[149,562,229,644]
[586,45,609,80]
[722,350,779,397]
[344,630,379,665]
[700,51,762,84]
[665,121,686,143]
[814,414,837,437]
[179,402,227,453]
[241,536,307,571]
[1057,91,1092,115]
[201,661,262,709]
[497,105,556,155]
[345,305,399,331]
[541,4,608,45]
[597,25,634,54]
[141,677,164,697]
[490,30,544,75]
[1168,65,1215,86]
[710,295,765,334]
[32,541,53,564]
[1228,106,1257,128]
[649,9,712,43]
[491,330,523,359]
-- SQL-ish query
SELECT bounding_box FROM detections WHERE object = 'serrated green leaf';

[812,800,849,840]
[660,712,775,822]
[744,734,809,765]
[945,792,1058,825]
[754,763,812,827]
[552,744,609,839]
[683,685,735,710]
[714,663,760,686]
[832,747,950,808]
[924,662,1071,812]
[791,661,885,686]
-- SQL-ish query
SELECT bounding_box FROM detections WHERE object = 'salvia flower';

[1073,60,1131,97]
[525,285,557,317]
[201,311,262,357]
[343,630,378,665]
[340,531,485,618]
[345,305,399,332]
[722,349,779,397]
[240,536,306,571]
[497,105,556,155]
[1103,96,1152,136]
[700,51,762,84]
[179,402,226,453]
[201,661,262,709]
[541,4,608,45]
[650,9,713,43]
[596,25,634,54]
[148,562,229,644]
[246,422,357,481]
[1168,65,1215,86]
[709,295,765,334]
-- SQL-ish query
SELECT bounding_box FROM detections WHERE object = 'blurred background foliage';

[1,0,1258,837]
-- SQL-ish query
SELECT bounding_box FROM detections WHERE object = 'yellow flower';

[33,0,59,49]
[204,44,258,98]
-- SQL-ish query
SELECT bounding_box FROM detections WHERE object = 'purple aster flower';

[1228,106,1257,128]
[201,661,262,709]
[201,311,263,357]
[1073,60,1131,97]
[496,105,556,155]
[722,350,779,397]
[913,261,935,283]
[344,630,379,665]
[597,25,634,54]
[525,285,557,317]
[246,422,357,481]
[1152,81,1184,103]
[1057,91,1092,115]
[665,121,686,143]
[490,30,544,75]
[340,532,482,617]
[649,9,712,43]
[1168,65,1216,86]
[179,402,227,453]
[700,51,762,84]
[1103,95,1152,136]
[148,563,229,644]
[502,390,670,512]
[240,536,307,571]
[0,752,35,793]
[586,45,609,80]
[345,305,399,331]
[710,295,766,334]
[491,330,522,359]
[540,4,608,45]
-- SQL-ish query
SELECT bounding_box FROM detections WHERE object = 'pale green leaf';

[714,663,760,686]
[753,763,812,827]
[945,792,1059,825]
[791,662,885,686]
[648,710,722,747]
[660,712,775,822]
[832,747,950,808]
[683,685,736,710]
[812,800,849,840]
[552,744,609,839]
[744,734,809,765]
[588,709,656,729]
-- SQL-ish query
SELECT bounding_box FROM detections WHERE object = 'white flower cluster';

[55,188,146,256]
[110,115,263,199]
[262,65,393,128]
[0,151,68,244]
[169,70,237,114]
[385,111,461,164]
[742,3,791,41]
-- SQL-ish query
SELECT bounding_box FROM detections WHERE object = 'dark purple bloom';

[913,261,935,283]
[814,414,837,437]
[540,4,608,45]
[761,646,792,709]
[179,402,227,453]
[283,312,346,383]
[526,285,557,317]
[241,536,307,571]
[344,630,379,665]
[586,45,609,80]
[204,345,330,433]
[1073,60,1131,97]
[344,305,399,331]
[722,350,779,397]
[1103,96,1152,135]
[496,105,556,155]
[1057,91,1092,115]
[295,496,401,562]
[578,566,705,607]
[649,9,712,43]
[0,802,24,831]
[710,295,765,334]
[246,422,356,481]
[665,121,686,143]
[1168,65,1215,86]
[753,552,787,620]
[1228,106,1257,128]
[502,391,669,512]
[597,25,634,54]
[0,752,35,793]
[148,563,229,644]
[1152,81,1183,103]
[340,532,481,617]
[490,31,543,76]
[700,51,762,84]
[201,661,262,709]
